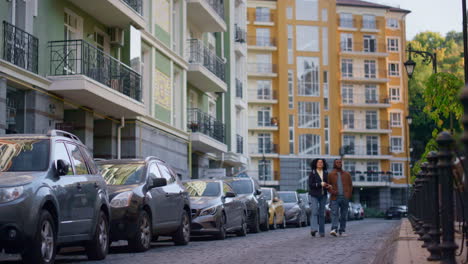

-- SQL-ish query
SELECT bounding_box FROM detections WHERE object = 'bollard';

[427,151,441,261]
[421,163,432,248]
[437,132,458,264]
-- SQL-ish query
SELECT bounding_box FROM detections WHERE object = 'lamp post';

[404,44,437,77]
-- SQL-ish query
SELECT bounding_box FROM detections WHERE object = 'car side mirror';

[56,159,70,176]
[255,189,262,196]
[150,178,167,188]
[225,191,236,198]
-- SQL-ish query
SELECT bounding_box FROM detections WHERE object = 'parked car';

[348,202,358,221]
[97,157,191,252]
[299,193,312,226]
[352,203,365,220]
[397,205,408,217]
[325,203,332,223]
[224,177,269,233]
[182,179,247,239]
[0,130,110,264]
[261,188,286,229]
[278,191,307,227]
[385,207,402,219]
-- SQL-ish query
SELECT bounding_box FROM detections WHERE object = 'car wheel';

[236,213,248,237]
[214,213,227,240]
[249,211,261,233]
[86,211,109,260]
[270,214,277,230]
[22,210,56,264]
[173,210,190,246]
[260,213,269,232]
[128,210,152,252]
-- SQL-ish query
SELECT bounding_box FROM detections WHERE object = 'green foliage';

[364,207,385,218]
[296,189,308,194]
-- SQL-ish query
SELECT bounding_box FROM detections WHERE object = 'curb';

[372,220,402,264]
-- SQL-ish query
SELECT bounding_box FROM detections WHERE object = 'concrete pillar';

[379,187,391,212]
[64,109,94,150]
[0,78,7,134]
[94,119,117,159]
[353,189,361,203]
[25,90,63,134]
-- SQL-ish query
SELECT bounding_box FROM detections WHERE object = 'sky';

[372,0,463,40]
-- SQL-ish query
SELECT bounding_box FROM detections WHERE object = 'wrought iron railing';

[2,21,38,74]
[339,41,388,54]
[186,39,226,82]
[235,24,246,43]
[340,145,391,156]
[48,40,142,102]
[236,134,243,154]
[236,78,243,98]
[350,171,393,183]
[341,120,391,130]
[122,0,143,14]
[204,0,225,20]
[187,108,225,143]
[341,93,390,105]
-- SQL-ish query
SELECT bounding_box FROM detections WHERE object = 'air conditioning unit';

[109,27,124,47]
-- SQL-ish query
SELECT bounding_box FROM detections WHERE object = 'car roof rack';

[47,130,82,143]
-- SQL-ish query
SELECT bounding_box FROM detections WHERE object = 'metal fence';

[2,21,38,74]
[186,39,225,82]
[187,108,225,143]
[236,134,243,154]
[122,0,143,14]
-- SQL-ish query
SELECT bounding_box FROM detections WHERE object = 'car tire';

[260,212,269,232]
[214,213,227,240]
[249,211,261,233]
[22,210,56,264]
[86,211,109,260]
[270,214,277,230]
[236,213,248,237]
[128,210,152,252]
[173,210,190,246]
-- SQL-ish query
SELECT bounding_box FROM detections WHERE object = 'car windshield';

[184,181,220,197]
[0,139,49,172]
[99,163,145,185]
[299,194,309,202]
[261,189,272,200]
[230,180,253,194]
[279,193,297,203]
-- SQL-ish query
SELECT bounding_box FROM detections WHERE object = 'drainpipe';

[117,117,125,159]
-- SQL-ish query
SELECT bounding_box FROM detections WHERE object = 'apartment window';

[288,25,293,64]
[288,70,294,109]
[322,27,328,65]
[287,6,293,19]
[391,137,403,153]
[390,87,401,102]
[297,57,320,96]
[298,102,320,128]
[387,18,399,29]
[342,85,354,103]
[257,80,272,100]
[340,13,353,28]
[363,15,376,29]
[256,28,271,46]
[323,71,329,110]
[289,115,295,154]
[341,59,353,78]
[258,133,272,153]
[392,163,404,178]
[390,112,402,127]
[322,8,328,22]
[364,60,376,78]
[389,63,400,76]
[296,26,319,51]
[324,116,330,155]
[256,7,270,22]
[367,161,379,173]
[258,159,272,181]
[296,0,318,21]
[363,35,377,52]
[340,33,353,52]
[343,110,355,129]
[366,110,378,129]
[344,161,356,175]
[257,107,272,127]
[343,135,355,154]
[366,136,379,155]
[387,38,399,52]
[365,85,378,103]
[299,134,321,155]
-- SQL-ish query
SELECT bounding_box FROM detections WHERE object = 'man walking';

[328,159,353,236]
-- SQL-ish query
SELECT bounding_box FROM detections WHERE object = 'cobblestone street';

[1,219,400,264]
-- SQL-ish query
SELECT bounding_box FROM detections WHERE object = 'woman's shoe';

[310,230,317,237]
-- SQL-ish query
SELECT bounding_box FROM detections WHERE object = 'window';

[343,110,355,129]
[257,80,272,100]
[258,159,272,181]
[323,71,329,110]
[392,163,404,178]
[362,15,376,29]
[258,133,273,153]
[296,26,319,51]
[155,0,170,32]
[342,85,354,103]
[390,87,401,102]
[298,102,320,128]
[296,0,318,21]
[324,116,330,155]
[257,107,272,127]
[148,163,163,180]
[289,115,295,154]
[364,60,376,78]
[363,35,376,52]
[387,38,399,52]
[299,134,321,154]
[322,27,328,65]
[288,70,294,109]
[366,136,379,155]
[80,146,98,175]
[389,63,400,76]
[321,8,328,21]
[344,161,356,173]
[297,57,320,96]
[287,7,293,19]
[387,18,399,29]
[256,54,272,73]
[390,112,402,127]
[391,137,403,153]
[256,28,271,46]
[366,111,378,129]
[300,159,312,190]
[256,7,270,22]
[288,25,293,64]
[367,161,379,174]
[157,164,176,184]
[340,13,353,28]
[65,143,89,175]
[54,142,73,175]
[340,33,353,52]
[341,59,353,78]
[365,85,378,103]
[343,135,355,154]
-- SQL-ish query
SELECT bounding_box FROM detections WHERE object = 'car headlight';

[200,206,217,216]
[110,191,133,208]
[0,186,24,203]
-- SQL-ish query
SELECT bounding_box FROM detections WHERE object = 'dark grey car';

[278,191,307,228]
[299,193,311,226]
[183,180,247,240]
[0,130,110,264]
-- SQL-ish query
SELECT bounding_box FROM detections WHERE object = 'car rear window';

[99,163,145,185]
[0,139,49,172]
[230,180,253,194]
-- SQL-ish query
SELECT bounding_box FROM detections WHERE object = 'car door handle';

[76,183,82,190]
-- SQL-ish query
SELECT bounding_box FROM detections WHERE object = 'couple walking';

[308,159,353,237]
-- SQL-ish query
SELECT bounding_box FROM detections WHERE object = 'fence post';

[427,151,441,261]
[413,169,424,236]
[420,162,432,248]
[460,84,468,261]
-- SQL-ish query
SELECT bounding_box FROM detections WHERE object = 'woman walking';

[308,158,330,237]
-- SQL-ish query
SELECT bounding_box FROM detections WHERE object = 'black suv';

[0,130,110,264]
[97,157,191,251]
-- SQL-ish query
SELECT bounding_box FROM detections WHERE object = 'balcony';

[186,39,227,93]
[340,67,388,83]
[250,13,275,26]
[341,145,392,160]
[236,134,244,154]
[236,79,243,98]
[187,0,226,32]
[235,24,246,44]
[248,63,278,77]
[341,120,391,134]
[361,20,380,32]
[48,40,145,117]
[350,171,392,187]
[249,143,278,157]
[2,21,38,74]
[248,89,278,104]
[67,0,145,29]
[338,18,357,31]
[248,116,279,131]
[247,36,277,51]
[187,108,227,154]
[235,79,247,110]
[339,42,388,57]
[341,93,390,108]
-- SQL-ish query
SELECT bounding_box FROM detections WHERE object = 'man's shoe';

[339,231,347,237]
[330,229,337,237]
[310,230,317,237]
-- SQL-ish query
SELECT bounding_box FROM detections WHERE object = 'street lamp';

[403,58,416,79]
[404,44,437,78]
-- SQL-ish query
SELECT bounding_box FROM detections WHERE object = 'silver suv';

[0,130,110,264]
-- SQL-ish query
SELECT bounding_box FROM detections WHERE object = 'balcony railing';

[249,116,279,128]
[2,21,38,74]
[236,134,244,154]
[248,63,277,75]
[341,145,391,156]
[187,108,225,143]
[236,78,243,98]
[247,36,276,47]
[235,24,246,43]
[249,143,278,155]
[122,0,142,14]
[342,120,390,130]
[341,93,389,105]
[48,39,142,101]
[340,41,387,54]
[340,67,388,80]
[186,39,226,82]
[338,18,357,28]
[248,89,278,101]
[350,171,392,183]
[361,20,379,30]
[254,13,275,23]
[204,0,225,20]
